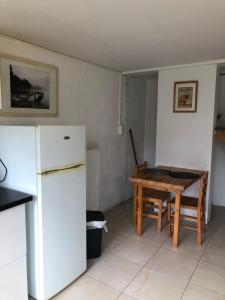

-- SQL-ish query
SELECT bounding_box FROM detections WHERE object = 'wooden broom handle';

[129,128,138,166]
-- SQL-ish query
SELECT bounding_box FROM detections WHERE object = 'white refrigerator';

[0,125,86,300]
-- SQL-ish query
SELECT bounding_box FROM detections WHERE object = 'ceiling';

[0,0,225,72]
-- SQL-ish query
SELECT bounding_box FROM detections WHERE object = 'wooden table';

[129,166,205,248]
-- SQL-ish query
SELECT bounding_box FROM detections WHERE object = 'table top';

[0,187,32,212]
[129,165,205,192]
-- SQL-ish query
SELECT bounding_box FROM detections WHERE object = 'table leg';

[137,185,143,236]
[173,192,181,248]
[133,183,138,225]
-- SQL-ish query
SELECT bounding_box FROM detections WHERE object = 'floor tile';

[202,243,225,267]
[108,219,134,235]
[103,209,135,253]
[110,235,158,265]
[163,230,206,259]
[125,267,186,300]
[191,261,225,295]
[118,293,138,300]
[146,248,198,282]
[53,276,120,300]
[209,229,225,246]
[211,206,225,218]
[87,255,102,269]
[86,253,141,291]
[102,230,131,252]
[106,209,134,233]
[218,217,225,228]
[182,284,225,300]
[141,224,168,246]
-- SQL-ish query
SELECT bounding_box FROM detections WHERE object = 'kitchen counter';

[0,187,32,212]
[0,187,32,300]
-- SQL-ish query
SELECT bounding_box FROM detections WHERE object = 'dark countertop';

[0,187,32,212]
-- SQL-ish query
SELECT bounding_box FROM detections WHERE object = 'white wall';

[212,73,225,206]
[156,64,217,221]
[144,76,158,166]
[0,34,124,211]
[125,77,146,199]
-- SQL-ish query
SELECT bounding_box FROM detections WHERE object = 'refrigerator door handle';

[37,162,86,176]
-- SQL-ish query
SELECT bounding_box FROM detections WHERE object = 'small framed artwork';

[0,54,58,116]
[173,81,198,113]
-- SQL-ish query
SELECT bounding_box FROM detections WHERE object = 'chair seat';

[167,171,208,245]
[170,195,198,210]
[143,188,170,201]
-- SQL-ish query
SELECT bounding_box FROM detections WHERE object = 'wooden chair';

[133,161,170,232]
[167,171,208,245]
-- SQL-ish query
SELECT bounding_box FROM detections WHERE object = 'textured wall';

[0,34,124,211]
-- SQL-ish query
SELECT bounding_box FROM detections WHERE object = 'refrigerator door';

[35,126,86,299]
[37,167,86,300]
[36,126,85,172]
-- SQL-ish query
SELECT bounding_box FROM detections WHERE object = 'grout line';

[84,274,122,295]
[190,282,225,297]
[200,257,225,269]
[103,232,131,253]
[0,253,26,270]
[179,211,224,299]
[102,221,137,251]
[116,235,169,299]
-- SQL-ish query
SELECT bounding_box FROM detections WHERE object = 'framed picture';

[173,81,198,113]
[0,54,58,116]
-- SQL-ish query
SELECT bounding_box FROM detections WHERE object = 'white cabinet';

[0,205,26,268]
[0,204,28,300]
[0,256,28,300]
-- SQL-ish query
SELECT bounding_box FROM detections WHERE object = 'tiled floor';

[31,201,225,300]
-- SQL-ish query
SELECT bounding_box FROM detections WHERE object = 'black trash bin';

[86,211,105,259]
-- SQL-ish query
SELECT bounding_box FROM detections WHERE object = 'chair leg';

[197,209,202,245]
[133,184,137,226]
[157,201,163,232]
[167,200,172,238]
[202,207,206,234]
[202,219,206,234]
[137,185,143,236]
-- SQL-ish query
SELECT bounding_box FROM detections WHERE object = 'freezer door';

[36,126,85,172]
[37,167,86,300]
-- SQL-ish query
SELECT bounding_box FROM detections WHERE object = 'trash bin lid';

[87,211,104,222]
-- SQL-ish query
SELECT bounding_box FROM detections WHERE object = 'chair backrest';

[198,171,209,211]
[134,161,148,175]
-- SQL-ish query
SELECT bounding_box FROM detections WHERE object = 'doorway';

[211,66,225,208]
[123,72,158,200]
